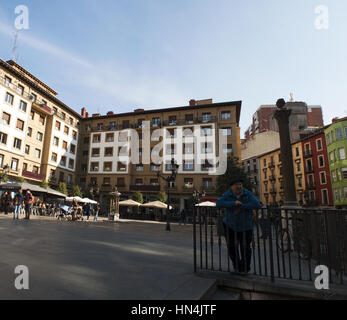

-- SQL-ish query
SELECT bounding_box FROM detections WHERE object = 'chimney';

[332,117,339,123]
[86,112,89,118]
[81,107,87,118]
[107,111,114,116]
[134,108,145,113]
[189,99,196,106]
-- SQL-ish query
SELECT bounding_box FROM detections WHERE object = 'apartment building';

[325,117,347,207]
[0,59,81,186]
[76,99,242,210]
[259,142,305,206]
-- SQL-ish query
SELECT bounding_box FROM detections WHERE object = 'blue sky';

[0,0,346,136]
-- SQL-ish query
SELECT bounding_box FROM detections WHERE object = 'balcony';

[303,150,313,158]
[32,101,53,116]
[307,183,316,190]
[268,162,275,169]
[269,175,276,181]
[305,167,314,174]
[130,185,160,192]
[22,171,46,181]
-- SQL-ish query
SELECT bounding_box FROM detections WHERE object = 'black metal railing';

[193,206,347,286]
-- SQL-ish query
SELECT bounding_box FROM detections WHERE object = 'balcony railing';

[305,167,314,174]
[269,175,276,181]
[307,183,316,190]
[303,150,313,158]
[22,171,46,181]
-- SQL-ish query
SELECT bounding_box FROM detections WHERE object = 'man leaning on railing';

[216,178,261,274]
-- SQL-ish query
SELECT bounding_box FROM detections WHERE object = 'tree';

[216,157,253,196]
[40,179,49,188]
[132,191,143,204]
[156,191,167,203]
[71,185,83,198]
[57,182,68,195]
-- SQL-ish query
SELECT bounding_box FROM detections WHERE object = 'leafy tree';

[40,179,49,188]
[57,182,68,195]
[216,157,253,196]
[132,191,143,204]
[71,185,83,197]
[156,191,167,203]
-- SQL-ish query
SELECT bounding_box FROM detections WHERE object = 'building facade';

[325,117,347,207]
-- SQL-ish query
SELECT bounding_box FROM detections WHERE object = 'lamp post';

[109,187,121,221]
[157,158,179,231]
[274,99,298,207]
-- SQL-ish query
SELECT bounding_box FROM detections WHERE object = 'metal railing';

[193,206,347,286]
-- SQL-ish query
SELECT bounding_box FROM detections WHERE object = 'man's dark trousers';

[224,225,253,272]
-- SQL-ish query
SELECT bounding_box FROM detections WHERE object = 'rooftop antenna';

[11,30,20,62]
[289,93,294,102]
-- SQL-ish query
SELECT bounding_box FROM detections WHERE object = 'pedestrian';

[94,203,100,221]
[84,202,91,220]
[4,191,13,215]
[13,190,23,220]
[179,209,187,225]
[216,178,261,274]
[24,190,33,220]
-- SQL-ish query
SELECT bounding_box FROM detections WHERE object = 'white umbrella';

[195,201,216,207]
[82,198,97,204]
[119,199,141,207]
[142,201,173,210]
[66,196,83,202]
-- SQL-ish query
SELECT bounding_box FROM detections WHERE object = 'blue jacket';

[216,188,261,232]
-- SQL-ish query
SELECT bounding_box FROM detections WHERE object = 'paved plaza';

[0,214,204,300]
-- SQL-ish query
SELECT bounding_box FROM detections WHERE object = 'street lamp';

[109,187,121,221]
[157,158,179,231]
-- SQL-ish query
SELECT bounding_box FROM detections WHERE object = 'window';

[332,170,337,182]
[152,117,161,127]
[320,172,326,184]
[202,142,213,153]
[184,160,194,171]
[150,179,159,186]
[27,127,32,137]
[295,147,299,157]
[19,100,27,112]
[336,128,343,140]
[11,158,18,171]
[201,126,212,136]
[330,151,335,163]
[184,178,193,188]
[5,92,14,105]
[64,126,69,135]
[17,85,24,96]
[31,93,37,103]
[342,168,347,180]
[316,139,323,151]
[202,178,213,189]
[60,156,66,166]
[49,169,56,180]
[2,112,11,125]
[22,162,27,172]
[32,166,38,174]
[62,141,68,150]
[16,119,24,131]
[59,172,65,182]
[39,115,45,125]
[0,132,7,145]
[53,137,59,146]
[326,133,331,145]
[37,132,43,142]
[122,120,130,129]
[184,143,194,154]
[106,133,114,142]
[103,177,111,186]
[4,76,11,86]
[103,162,112,172]
[70,144,76,154]
[151,164,160,171]
[90,162,99,172]
[35,149,41,159]
[51,153,58,162]
[93,134,101,143]
[30,111,34,120]
[117,162,126,172]
[68,159,74,169]
[202,113,211,122]
[55,121,61,131]
[117,178,125,187]
[61,112,66,120]
[222,128,232,136]
[105,147,113,157]
[25,145,30,155]
[263,159,267,167]
[72,131,77,140]
[67,174,72,184]
[135,179,143,186]
[92,148,100,157]
[223,144,233,154]
[169,115,177,125]
[136,165,144,172]
[345,127,347,138]
[185,114,194,124]
[119,147,128,156]
[344,187,347,199]
[221,111,231,120]
[13,138,21,150]
[338,148,346,160]
[109,122,116,130]
[318,155,324,167]
[42,100,47,106]
[69,117,73,125]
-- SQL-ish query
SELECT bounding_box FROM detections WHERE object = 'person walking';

[24,190,33,220]
[4,192,13,216]
[94,203,100,221]
[179,209,187,226]
[216,178,261,274]
[13,190,23,220]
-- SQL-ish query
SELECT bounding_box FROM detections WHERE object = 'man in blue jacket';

[216,178,261,274]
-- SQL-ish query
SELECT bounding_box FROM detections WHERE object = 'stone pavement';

[0,213,214,300]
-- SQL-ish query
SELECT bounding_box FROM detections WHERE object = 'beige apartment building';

[0,59,242,211]
[0,59,81,187]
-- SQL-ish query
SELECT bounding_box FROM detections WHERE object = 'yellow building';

[259,141,305,205]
